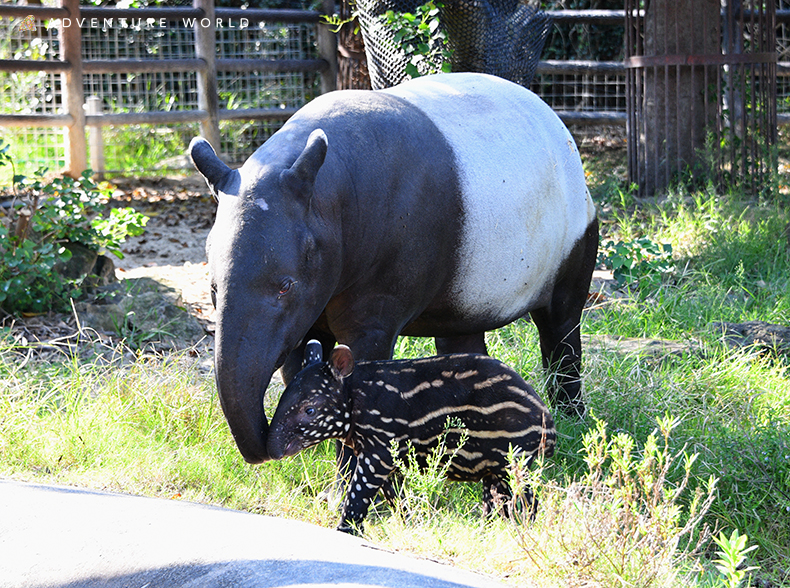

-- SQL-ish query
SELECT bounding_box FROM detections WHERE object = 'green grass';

[2,162,790,586]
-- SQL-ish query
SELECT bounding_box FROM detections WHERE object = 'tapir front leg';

[326,316,402,510]
[338,450,394,534]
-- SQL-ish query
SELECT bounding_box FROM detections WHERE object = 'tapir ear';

[189,137,233,197]
[329,345,354,381]
[280,129,328,197]
[303,339,323,368]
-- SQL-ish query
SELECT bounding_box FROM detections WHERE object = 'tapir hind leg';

[529,219,598,414]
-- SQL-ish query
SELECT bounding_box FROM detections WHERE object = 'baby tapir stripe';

[267,345,556,534]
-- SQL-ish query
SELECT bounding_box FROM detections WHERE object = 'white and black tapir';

[267,342,556,533]
[189,72,597,465]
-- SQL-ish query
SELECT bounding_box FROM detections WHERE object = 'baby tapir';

[267,343,556,533]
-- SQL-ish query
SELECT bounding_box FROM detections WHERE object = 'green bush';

[598,236,674,288]
[0,141,148,316]
[382,0,453,79]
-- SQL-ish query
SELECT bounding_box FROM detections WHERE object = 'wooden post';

[194,0,221,152]
[86,96,105,178]
[60,0,86,177]
[317,0,338,94]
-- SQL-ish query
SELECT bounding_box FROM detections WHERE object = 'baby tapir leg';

[481,474,513,517]
[481,475,540,522]
[338,450,394,534]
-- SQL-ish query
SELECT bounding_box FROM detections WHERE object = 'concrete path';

[0,479,507,588]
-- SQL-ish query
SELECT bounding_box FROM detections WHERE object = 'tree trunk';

[336,0,371,90]
[641,0,720,195]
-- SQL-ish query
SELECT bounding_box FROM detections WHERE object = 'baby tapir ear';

[303,339,323,368]
[329,345,354,381]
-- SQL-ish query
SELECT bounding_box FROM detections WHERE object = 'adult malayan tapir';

[189,72,598,465]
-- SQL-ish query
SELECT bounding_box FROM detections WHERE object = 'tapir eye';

[305,407,315,416]
[277,278,296,299]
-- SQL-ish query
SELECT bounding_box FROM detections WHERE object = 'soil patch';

[111,175,217,334]
[2,175,218,358]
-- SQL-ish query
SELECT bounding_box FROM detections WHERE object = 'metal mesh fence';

[531,71,626,113]
[533,1,625,118]
[86,17,318,172]
[0,14,64,181]
[4,2,790,180]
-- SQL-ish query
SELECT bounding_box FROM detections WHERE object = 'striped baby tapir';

[267,342,556,534]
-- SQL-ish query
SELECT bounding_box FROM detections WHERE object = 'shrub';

[0,141,148,316]
[508,414,718,588]
[598,236,674,288]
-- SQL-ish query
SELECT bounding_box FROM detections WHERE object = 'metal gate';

[625,0,777,197]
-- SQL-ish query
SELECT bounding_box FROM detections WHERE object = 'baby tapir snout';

[267,344,556,533]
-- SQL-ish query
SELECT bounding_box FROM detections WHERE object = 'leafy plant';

[382,0,453,79]
[321,11,356,34]
[711,529,759,588]
[0,141,148,316]
[0,226,75,316]
[598,236,674,287]
[92,207,148,259]
[510,414,717,588]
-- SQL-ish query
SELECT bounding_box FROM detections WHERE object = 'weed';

[711,529,759,588]
[388,416,469,525]
[509,414,717,588]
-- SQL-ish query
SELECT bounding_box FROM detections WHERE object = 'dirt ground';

[110,174,218,335]
[1,174,219,356]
